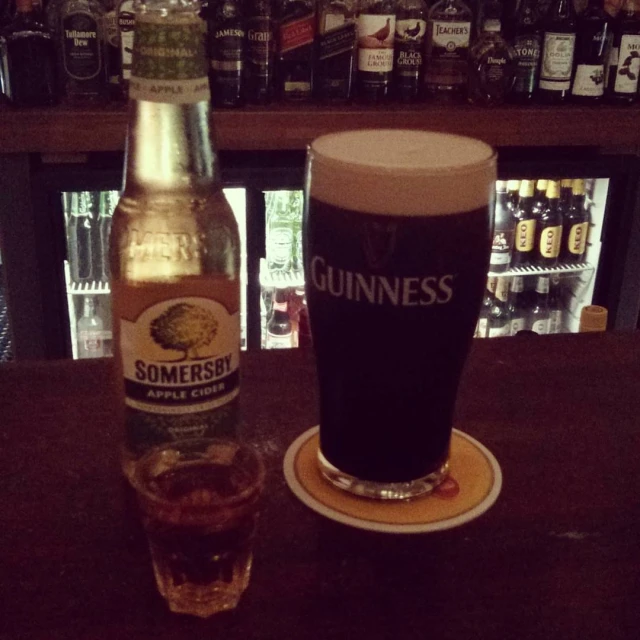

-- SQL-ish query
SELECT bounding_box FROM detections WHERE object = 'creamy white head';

[308,130,496,216]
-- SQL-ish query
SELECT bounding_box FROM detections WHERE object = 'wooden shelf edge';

[0,104,638,153]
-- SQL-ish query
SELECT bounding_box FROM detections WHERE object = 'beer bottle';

[393,0,427,102]
[532,179,548,219]
[266,287,293,348]
[356,0,396,103]
[508,274,529,335]
[511,179,536,268]
[245,0,275,104]
[537,0,577,103]
[487,276,511,338]
[506,179,520,212]
[475,275,496,338]
[489,180,515,273]
[77,296,105,359]
[315,0,358,102]
[562,178,590,263]
[208,0,246,107]
[605,0,640,104]
[570,0,611,103]
[276,0,316,101]
[509,0,542,104]
[559,178,573,212]
[111,0,241,479]
[535,180,563,267]
[548,274,563,333]
[529,275,551,334]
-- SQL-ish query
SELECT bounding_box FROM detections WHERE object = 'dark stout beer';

[304,130,496,499]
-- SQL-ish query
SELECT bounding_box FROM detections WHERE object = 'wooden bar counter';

[1,332,640,640]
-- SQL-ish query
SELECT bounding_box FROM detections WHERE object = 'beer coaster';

[283,426,502,534]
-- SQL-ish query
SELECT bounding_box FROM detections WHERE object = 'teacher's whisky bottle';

[111,0,241,479]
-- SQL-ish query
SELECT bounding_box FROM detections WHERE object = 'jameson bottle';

[570,0,611,103]
[393,0,427,102]
[424,0,472,100]
[315,0,357,102]
[509,0,541,103]
[208,0,246,107]
[245,0,275,104]
[112,0,241,480]
[56,0,110,104]
[356,0,396,103]
[537,0,577,103]
[605,0,640,104]
[276,0,316,100]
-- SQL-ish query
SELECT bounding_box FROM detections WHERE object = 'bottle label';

[539,32,576,90]
[394,19,426,77]
[247,17,274,72]
[515,219,536,252]
[357,14,395,72]
[279,14,315,55]
[130,17,209,104]
[211,26,245,72]
[118,2,135,80]
[510,317,525,335]
[568,221,589,255]
[80,330,103,353]
[318,17,356,61]
[475,317,487,338]
[532,318,550,334]
[539,225,562,258]
[549,309,562,334]
[268,227,293,265]
[62,12,102,81]
[430,20,471,60]
[488,323,510,338]
[613,34,640,94]
[266,330,293,349]
[572,64,604,97]
[491,228,511,265]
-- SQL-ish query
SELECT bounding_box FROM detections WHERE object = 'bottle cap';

[519,180,535,198]
[579,305,608,333]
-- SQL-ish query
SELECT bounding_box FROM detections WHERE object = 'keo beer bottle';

[111,0,241,479]
[535,179,563,267]
[562,178,590,263]
[511,179,536,267]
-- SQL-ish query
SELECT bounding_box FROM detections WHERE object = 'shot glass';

[131,438,265,618]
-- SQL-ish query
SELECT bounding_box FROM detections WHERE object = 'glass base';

[317,450,449,501]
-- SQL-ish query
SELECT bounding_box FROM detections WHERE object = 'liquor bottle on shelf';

[511,179,537,268]
[103,0,121,99]
[562,178,590,263]
[116,0,134,96]
[315,0,357,102]
[548,274,563,333]
[532,179,548,219]
[509,0,541,104]
[67,191,94,282]
[393,0,427,102]
[266,287,294,348]
[570,0,611,103]
[489,180,515,273]
[487,275,511,338]
[605,0,640,104]
[508,274,529,335]
[54,0,110,105]
[276,0,315,101]
[529,275,551,334]
[537,0,577,104]
[245,0,275,104]
[77,295,105,358]
[535,179,563,268]
[424,0,472,101]
[356,0,396,103]
[2,0,57,106]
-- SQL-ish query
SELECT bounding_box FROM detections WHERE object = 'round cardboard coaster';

[283,426,502,534]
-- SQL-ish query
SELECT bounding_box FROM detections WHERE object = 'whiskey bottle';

[103,0,122,99]
[356,0,396,103]
[315,0,357,102]
[393,0,427,102]
[55,0,109,104]
[245,0,275,104]
[509,0,541,103]
[537,0,577,103]
[3,0,57,106]
[424,0,472,101]
[570,0,612,103]
[116,0,135,96]
[468,3,515,105]
[605,0,640,104]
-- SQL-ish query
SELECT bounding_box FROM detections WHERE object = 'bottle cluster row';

[1,0,638,108]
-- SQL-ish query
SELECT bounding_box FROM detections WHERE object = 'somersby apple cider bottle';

[110,0,241,480]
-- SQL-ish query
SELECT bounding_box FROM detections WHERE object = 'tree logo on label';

[150,303,219,361]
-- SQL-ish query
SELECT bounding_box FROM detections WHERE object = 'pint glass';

[303,130,496,500]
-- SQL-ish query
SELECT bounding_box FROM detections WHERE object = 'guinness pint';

[304,130,496,499]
